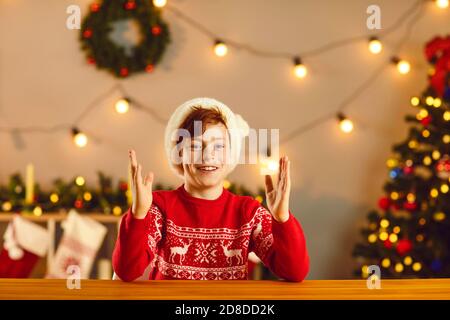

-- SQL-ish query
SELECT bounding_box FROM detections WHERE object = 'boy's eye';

[214,143,225,150]
[191,144,202,150]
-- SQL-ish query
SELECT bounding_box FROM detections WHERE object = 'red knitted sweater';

[112,185,309,281]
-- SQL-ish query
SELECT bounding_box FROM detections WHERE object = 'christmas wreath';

[80,0,170,78]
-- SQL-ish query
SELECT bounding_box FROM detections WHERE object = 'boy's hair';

[178,106,228,140]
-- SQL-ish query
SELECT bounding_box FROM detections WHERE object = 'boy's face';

[182,122,230,189]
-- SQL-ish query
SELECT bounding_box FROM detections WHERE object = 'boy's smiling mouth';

[196,165,219,172]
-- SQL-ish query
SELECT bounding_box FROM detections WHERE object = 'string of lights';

[280,0,428,144]
[0,0,447,149]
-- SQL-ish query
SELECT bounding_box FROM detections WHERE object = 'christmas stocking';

[0,215,49,278]
[47,210,107,279]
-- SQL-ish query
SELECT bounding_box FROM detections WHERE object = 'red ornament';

[396,239,412,256]
[403,201,418,211]
[124,1,137,10]
[74,199,83,209]
[152,25,162,36]
[120,67,129,77]
[119,182,128,192]
[90,3,101,12]
[83,29,93,39]
[403,166,414,175]
[378,197,390,210]
[87,57,96,65]
[384,239,393,249]
[421,115,432,126]
[145,64,154,73]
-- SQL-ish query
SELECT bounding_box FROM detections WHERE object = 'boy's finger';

[143,173,148,186]
[145,172,154,189]
[130,149,138,168]
[137,164,143,184]
[143,172,152,185]
[279,156,286,182]
[128,151,135,176]
[286,160,291,188]
[277,157,283,183]
[128,164,135,187]
[265,175,274,193]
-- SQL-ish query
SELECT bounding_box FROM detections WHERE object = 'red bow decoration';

[425,36,450,97]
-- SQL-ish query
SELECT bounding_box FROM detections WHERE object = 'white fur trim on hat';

[165,97,249,179]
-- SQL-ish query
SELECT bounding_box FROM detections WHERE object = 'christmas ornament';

[403,201,418,211]
[396,239,413,256]
[431,259,443,272]
[378,197,390,210]
[384,239,393,249]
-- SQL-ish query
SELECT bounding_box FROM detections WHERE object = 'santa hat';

[165,97,250,178]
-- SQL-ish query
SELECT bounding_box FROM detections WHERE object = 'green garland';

[0,172,266,216]
[80,0,170,78]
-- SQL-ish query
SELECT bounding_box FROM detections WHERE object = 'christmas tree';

[353,36,450,278]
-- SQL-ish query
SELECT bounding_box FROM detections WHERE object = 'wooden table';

[1,279,450,300]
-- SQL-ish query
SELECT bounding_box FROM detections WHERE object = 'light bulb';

[293,57,307,78]
[392,57,410,74]
[380,219,390,228]
[50,193,59,203]
[115,98,130,114]
[83,191,92,201]
[33,206,43,217]
[113,206,122,216]
[412,262,422,271]
[259,157,279,175]
[368,37,382,54]
[410,96,420,106]
[153,0,167,8]
[2,201,12,211]
[75,176,85,186]
[395,263,404,273]
[214,40,228,57]
[72,128,88,148]
[337,113,354,133]
[436,0,449,9]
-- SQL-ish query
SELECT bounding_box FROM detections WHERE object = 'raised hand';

[129,149,154,219]
[264,156,291,223]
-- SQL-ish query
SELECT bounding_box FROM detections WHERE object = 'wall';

[0,0,449,279]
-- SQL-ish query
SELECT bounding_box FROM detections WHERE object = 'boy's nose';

[202,148,215,162]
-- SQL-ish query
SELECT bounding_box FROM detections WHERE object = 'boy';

[112,97,309,281]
